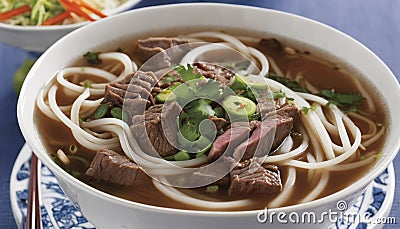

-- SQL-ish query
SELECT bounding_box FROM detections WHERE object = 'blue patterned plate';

[10,144,395,229]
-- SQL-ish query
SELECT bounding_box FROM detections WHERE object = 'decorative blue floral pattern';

[333,168,390,229]
[13,154,393,229]
[14,156,95,229]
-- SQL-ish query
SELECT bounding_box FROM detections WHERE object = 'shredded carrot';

[42,11,72,25]
[0,5,31,21]
[59,0,95,21]
[73,0,107,18]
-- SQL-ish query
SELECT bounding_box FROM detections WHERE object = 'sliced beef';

[268,102,301,121]
[233,103,300,161]
[84,148,143,186]
[130,102,181,157]
[208,116,228,130]
[193,63,236,86]
[228,158,282,195]
[191,156,234,186]
[136,37,190,67]
[208,121,258,162]
[103,71,158,119]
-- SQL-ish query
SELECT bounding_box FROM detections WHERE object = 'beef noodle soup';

[35,30,387,211]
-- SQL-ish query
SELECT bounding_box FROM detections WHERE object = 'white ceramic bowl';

[0,0,141,52]
[17,3,400,229]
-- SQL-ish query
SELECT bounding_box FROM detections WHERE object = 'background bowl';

[0,0,141,52]
[17,3,400,229]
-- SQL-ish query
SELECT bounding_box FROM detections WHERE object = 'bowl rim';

[0,0,141,31]
[17,2,400,217]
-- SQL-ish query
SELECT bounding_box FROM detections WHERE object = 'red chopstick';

[26,153,42,229]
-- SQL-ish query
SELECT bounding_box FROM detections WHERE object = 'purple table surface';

[0,0,398,228]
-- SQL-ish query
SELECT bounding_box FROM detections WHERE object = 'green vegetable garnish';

[273,90,287,99]
[115,47,125,52]
[111,107,128,122]
[301,105,317,115]
[214,107,225,118]
[13,58,36,94]
[179,121,200,142]
[222,95,257,117]
[196,141,213,158]
[372,152,383,159]
[161,74,179,84]
[68,155,90,167]
[174,64,202,82]
[50,154,81,178]
[94,104,109,119]
[81,79,93,89]
[267,73,309,93]
[231,75,248,91]
[155,89,177,102]
[83,52,102,64]
[185,99,215,122]
[206,185,219,192]
[319,89,364,112]
[174,151,191,161]
[68,144,78,154]
[196,79,222,98]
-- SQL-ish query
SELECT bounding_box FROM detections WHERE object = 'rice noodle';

[300,171,329,203]
[186,32,252,57]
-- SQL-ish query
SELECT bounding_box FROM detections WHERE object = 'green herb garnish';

[111,107,128,122]
[83,52,102,65]
[174,151,191,161]
[267,73,309,93]
[162,74,179,84]
[174,64,202,82]
[320,89,364,112]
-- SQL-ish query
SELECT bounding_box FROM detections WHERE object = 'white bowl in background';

[0,0,141,52]
[17,3,400,229]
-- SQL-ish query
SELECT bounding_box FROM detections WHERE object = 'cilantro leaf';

[186,99,215,123]
[179,121,200,142]
[196,79,222,98]
[267,73,309,93]
[175,64,202,82]
[320,89,364,112]
[162,74,178,83]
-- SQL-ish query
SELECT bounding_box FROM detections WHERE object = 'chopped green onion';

[373,153,383,159]
[174,151,191,161]
[68,144,78,154]
[67,155,90,167]
[94,104,109,119]
[111,107,128,122]
[81,79,93,88]
[206,185,219,192]
[163,155,175,161]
